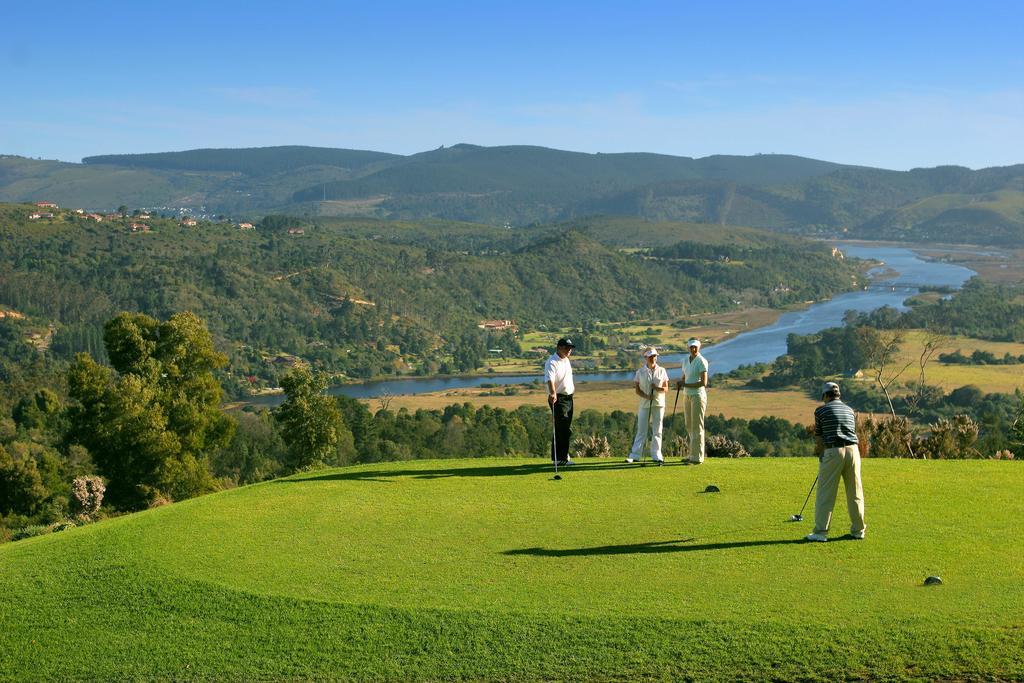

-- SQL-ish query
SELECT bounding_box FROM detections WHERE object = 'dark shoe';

[652,459,664,466]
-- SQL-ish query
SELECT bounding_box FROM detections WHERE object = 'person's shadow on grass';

[278,460,669,483]
[503,535,858,557]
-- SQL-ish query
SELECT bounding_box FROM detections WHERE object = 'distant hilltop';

[0,144,1020,245]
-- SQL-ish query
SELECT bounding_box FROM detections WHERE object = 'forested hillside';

[0,204,860,399]
[5,146,1020,244]
[84,146,402,177]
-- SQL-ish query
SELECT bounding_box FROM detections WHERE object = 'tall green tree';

[66,312,233,509]
[276,366,354,470]
[0,444,49,517]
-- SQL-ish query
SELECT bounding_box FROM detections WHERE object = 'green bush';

[12,524,53,541]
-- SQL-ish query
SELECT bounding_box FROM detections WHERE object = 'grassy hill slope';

[861,190,1024,244]
[2,458,1021,680]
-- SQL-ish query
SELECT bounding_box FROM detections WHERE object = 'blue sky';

[2,1,1022,169]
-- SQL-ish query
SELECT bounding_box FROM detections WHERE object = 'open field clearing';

[891,330,1024,393]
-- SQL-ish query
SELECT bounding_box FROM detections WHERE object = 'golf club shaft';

[671,377,682,458]
[646,395,654,461]
[798,475,818,517]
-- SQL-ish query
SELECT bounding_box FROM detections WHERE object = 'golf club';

[671,377,683,460]
[550,404,561,480]
[789,475,818,521]
[640,393,654,466]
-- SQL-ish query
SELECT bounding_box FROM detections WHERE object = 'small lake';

[254,244,976,403]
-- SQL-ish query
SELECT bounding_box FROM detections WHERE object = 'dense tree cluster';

[855,279,1024,342]
[0,207,863,394]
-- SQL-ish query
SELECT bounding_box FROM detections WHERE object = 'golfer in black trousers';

[545,338,576,465]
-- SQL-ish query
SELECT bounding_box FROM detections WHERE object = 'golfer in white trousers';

[627,347,669,464]
[678,338,709,464]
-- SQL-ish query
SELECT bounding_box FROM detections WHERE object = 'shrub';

[859,415,915,458]
[705,435,749,458]
[919,414,981,459]
[12,524,53,541]
[665,435,687,459]
[69,476,105,518]
[948,385,984,408]
[992,449,1015,460]
[572,434,612,459]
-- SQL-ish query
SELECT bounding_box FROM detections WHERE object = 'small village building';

[287,227,305,235]
[238,222,255,230]
[129,223,151,232]
[477,319,518,332]
[34,201,58,208]
[181,218,198,227]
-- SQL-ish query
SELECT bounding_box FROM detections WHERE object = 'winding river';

[256,244,976,402]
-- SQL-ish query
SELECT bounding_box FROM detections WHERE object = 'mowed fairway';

[1,458,1022,681]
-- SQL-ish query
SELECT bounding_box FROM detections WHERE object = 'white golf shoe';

[805,532,828,542]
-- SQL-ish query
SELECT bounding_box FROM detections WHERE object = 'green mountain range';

[2,145,1022,243]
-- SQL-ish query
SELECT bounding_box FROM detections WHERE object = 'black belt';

[825,439,857,448]
[557,393,573,398]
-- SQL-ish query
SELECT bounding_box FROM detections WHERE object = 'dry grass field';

[889,330,1024,393]
[375,329,1023,421]
[373,379,820,424]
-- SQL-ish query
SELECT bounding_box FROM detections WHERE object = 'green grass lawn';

[2,458,1022,681]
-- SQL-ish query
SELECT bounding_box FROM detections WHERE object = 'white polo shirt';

[634,364,669,407]
[544,353,575,395]
[682,353,709,397]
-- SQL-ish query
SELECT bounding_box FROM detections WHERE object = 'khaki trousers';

[683,392,707,463]
[814,444,866,536]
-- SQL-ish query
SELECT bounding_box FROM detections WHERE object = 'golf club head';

[553,474,562,480]
[789,514,803,522]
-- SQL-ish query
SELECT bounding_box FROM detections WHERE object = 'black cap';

[556,337,575,348]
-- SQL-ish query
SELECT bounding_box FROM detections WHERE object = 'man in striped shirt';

[806,381,866,542]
